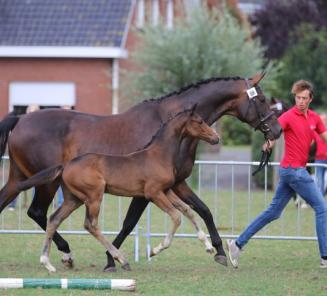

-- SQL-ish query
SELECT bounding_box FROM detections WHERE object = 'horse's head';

[269,97,289,118]
[184,105,219,145]
[236,73,282,140]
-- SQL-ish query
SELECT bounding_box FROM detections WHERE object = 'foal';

[19,107,219,272]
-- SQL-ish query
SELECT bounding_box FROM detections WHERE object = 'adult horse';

[16,107,220,272]
[0,73,282,271]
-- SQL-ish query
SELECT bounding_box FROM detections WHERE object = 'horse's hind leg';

[166,190,214,254]
[0,160,26,213]
[27,183,74,267]
[147,191,181,257]
[84,194,130,271]
[40,192,83,272]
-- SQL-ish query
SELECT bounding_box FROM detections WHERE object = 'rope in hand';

[252,140,273,176]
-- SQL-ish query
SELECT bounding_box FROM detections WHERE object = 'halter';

[245,79,275,135]
[245,79,274,176]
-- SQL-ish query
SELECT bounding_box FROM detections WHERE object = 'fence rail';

[1,156,326,261]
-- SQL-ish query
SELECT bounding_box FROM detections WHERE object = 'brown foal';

[19,107,219,272]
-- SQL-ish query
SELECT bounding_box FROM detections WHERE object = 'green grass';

[0,235,326,296]
[0,188,325,295]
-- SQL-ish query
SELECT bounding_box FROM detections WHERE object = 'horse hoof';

[214,254,228,267]
[122,263,132,271]
[103,266,117,273]
[61,258,74,269]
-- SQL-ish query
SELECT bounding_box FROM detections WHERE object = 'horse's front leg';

[172,180,227,266]
[27,183,74,268]
[146,191,181,257]
[104,197,149,272]
[166,189,214,254]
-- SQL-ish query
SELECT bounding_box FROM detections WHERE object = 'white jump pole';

[0,278,136,291]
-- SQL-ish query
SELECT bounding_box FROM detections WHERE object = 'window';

[9,82,76,112]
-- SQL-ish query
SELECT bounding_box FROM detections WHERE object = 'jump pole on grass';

[0,278,136,291]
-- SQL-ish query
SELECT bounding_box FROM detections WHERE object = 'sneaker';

[320,258,327,269]
[226,239,241,268]
[301,202,308,209]
[8,207,15,211]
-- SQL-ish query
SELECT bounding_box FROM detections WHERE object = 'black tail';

[18,165,64,192]
[0,112,20,159]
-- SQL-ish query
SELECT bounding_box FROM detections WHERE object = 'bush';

[221,116,252,145]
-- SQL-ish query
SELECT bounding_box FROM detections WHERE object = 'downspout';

[112,58,119,115]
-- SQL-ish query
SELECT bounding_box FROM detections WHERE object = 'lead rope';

[252,140,272,176]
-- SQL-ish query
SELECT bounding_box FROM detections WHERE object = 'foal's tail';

[0,112,20,159]
[18,165,64,192]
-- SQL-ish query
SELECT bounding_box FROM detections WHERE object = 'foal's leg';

[166,190,214,254]
[84,194,130,271]
[148,192,182,257]
[40,194,83,272]
[104,198,149,272]
[27,183,74,267]
[172,180,227,266]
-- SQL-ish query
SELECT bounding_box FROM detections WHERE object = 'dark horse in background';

[0,73,282,271]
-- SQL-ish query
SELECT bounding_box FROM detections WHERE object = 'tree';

[125,4,278,102]
[250,0,323,60]
[276,25,327,109]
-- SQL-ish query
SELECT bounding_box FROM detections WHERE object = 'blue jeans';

[236,167,327,257]
[315,160,327,197]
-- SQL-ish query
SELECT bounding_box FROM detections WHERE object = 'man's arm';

[320,131,327,144]
[262,139,275,152]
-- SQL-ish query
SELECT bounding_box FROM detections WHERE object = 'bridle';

[244,79,274,176]
[245,79,275,135]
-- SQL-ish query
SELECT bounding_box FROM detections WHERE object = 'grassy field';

[0,188,326,295]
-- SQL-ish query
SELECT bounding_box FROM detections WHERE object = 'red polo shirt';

[278,107,326,168]
[314,131,327,160]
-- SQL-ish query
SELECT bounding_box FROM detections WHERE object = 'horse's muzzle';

[209,136,220,145]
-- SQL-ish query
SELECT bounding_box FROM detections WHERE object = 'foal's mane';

[142,76,243,104]
[138,108,193,151]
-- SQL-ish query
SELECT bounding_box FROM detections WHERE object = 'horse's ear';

[271,97,277,104]
[190,103,197,115]
[251,72,265,86]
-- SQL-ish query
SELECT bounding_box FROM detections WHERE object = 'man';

[227,80,327,269]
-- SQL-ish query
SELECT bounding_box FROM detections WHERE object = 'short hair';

[291,80,314,98]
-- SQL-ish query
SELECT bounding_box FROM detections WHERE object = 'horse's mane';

[141,76,243,104]
[138,107,193,151]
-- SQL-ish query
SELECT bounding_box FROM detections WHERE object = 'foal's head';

[183,106,219,145]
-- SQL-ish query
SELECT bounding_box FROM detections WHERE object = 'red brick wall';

[0,58,113,118]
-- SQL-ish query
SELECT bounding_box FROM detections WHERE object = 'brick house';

[0,0,250,118]
[0,0,132,118]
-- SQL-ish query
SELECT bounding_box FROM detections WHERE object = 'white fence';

[1,156,326,261]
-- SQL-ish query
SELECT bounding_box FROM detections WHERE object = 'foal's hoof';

[206,247,215,254]
[214,254,228,267]
[103,266,117,273]
[121,263,132,271]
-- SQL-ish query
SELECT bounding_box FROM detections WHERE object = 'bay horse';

[0,73,282,271]
[16,108,219,272]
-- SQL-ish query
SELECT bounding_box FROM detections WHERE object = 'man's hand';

[262,139,275,152]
